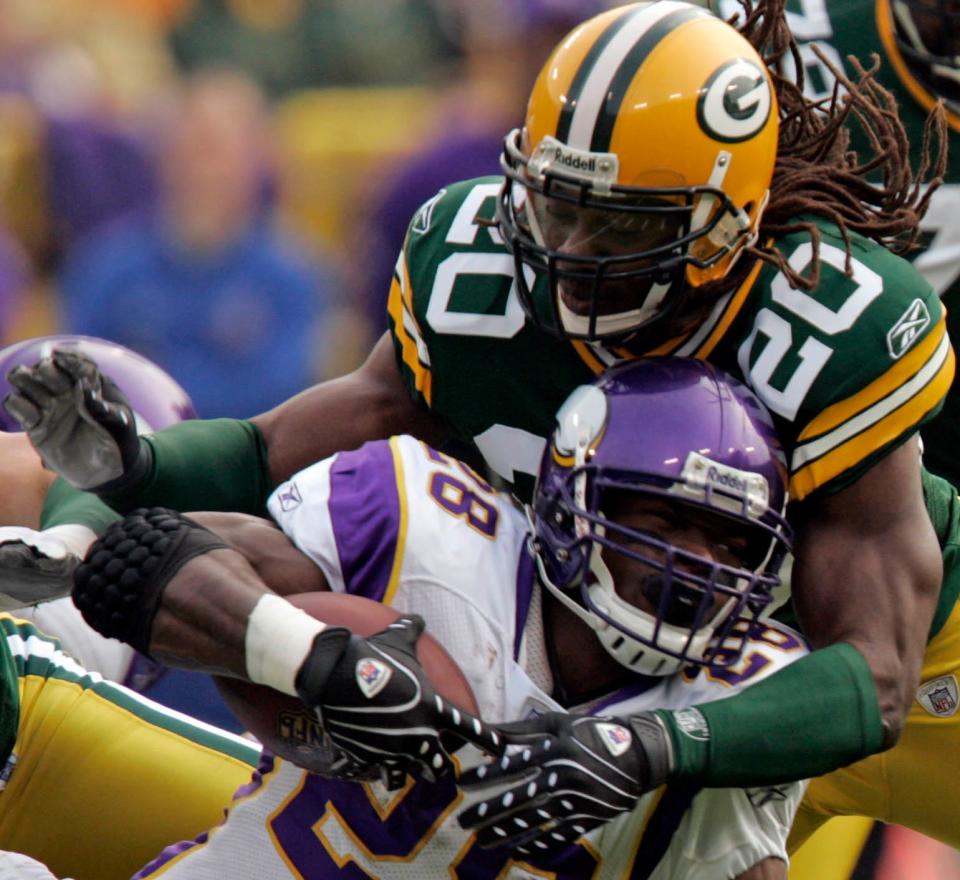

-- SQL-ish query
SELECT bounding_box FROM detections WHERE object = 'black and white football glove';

[297,614,503,790]
[458,711,672,855]
[4,350,145,492]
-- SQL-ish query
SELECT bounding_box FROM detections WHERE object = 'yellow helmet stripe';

[557,1,712,152]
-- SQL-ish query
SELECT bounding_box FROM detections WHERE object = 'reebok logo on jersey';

[747,785,790,808]
[887,299,931,360]
[596,722,633,757]
[276,481,302,512]
[917,674,958,717]
[412,189,446,235]
[356,658,393,699]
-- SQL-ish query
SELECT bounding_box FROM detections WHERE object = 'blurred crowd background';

[0,0,958,877]
[0,0,594,418]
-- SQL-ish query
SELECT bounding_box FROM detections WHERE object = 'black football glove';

[297,614,503,790]
[4,350,147,492]
[458,711,672,855]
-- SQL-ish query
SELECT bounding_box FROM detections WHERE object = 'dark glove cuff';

[94,436,154,497]
[629,711,674,789]
[72,507,227,656]
[295,628,353,705]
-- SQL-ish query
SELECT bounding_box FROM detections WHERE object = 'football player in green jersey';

[746,0,960,873]
[3,0,955,855]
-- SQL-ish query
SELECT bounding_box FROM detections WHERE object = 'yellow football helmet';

[497,0,779,341]
[878,0,960,131]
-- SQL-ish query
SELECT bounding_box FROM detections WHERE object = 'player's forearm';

[102,418,273,516]
[657,642,884,786]
[253,332,447,487]
[790,448,942,744]
[103,335,444,515]
[793,549,940,748]
[41,477,122,534]
[147,548,273,678]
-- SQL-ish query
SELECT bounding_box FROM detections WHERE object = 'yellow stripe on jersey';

[799,314,948,442]
[791,330,954,499]
[382,436,410,606]
[623,785,669,874]
[387,252,433,406]
[571,340,608,375]
[642,327,695,357]
[690,255,766,359]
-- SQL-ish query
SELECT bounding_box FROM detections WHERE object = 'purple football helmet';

[533,357,792,675]
[0,335,197,432]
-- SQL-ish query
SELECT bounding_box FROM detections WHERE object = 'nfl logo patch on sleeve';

[917,674,959,717]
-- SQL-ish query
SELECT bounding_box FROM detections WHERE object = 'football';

[214,591,478,772]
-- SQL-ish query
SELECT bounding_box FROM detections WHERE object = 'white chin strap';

[586,549,716,676]
[534,538,725,677]
[556,282,671,338]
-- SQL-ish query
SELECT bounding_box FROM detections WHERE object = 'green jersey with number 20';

[723,0,960,484]
[388,177,953,505]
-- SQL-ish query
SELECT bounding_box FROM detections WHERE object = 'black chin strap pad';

[72,507,228,656]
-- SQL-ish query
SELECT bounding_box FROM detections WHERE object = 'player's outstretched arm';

[789,437,941,746]
[252,331,447,489]
[4,333,446,515]
[71,507,502,787]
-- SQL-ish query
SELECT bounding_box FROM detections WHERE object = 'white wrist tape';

[245,593,327,696]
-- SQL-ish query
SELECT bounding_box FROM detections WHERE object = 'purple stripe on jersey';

[121,651,169,693]
[131,831,212,879]
[589,675,663,715]
[514,548,537,661]
[130,753,275,879]
[328,440,401,602]
[629,781,702,879]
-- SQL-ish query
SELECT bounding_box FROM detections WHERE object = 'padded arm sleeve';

[660,643,885,786]
[102,418,273,517]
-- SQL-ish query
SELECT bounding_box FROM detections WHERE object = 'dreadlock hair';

[733,0,947,291]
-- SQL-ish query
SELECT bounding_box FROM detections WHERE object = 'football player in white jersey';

[71,358,805,879]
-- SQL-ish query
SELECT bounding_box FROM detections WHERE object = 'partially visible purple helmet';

[0,335,197,433]
[533,357,792,676]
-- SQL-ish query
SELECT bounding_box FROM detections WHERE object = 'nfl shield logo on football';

[355,658,393,699]
[597,722,633,758]
[917,674,959,717]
